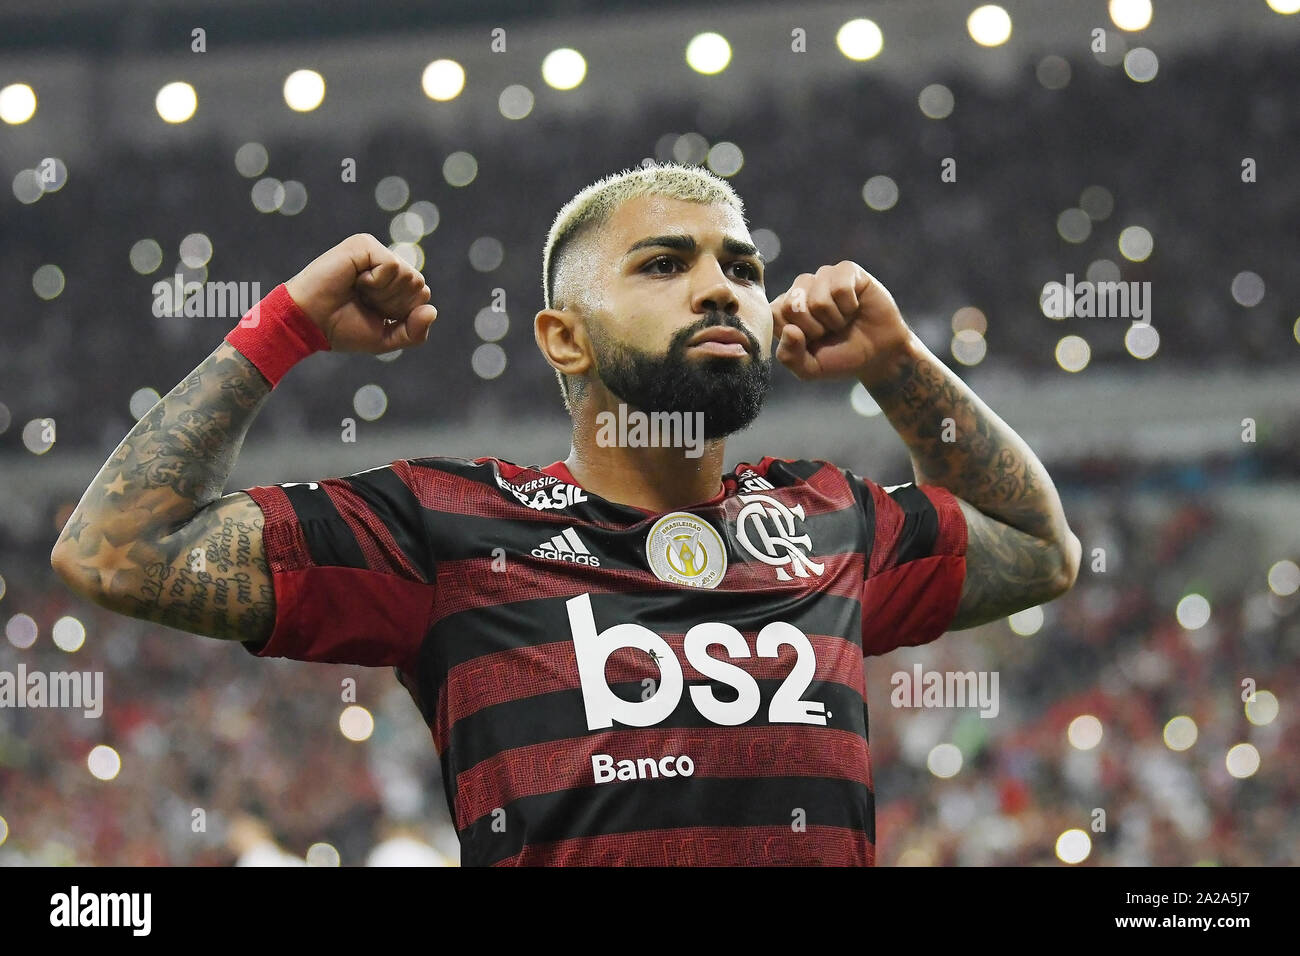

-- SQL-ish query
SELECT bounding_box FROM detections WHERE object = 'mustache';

[670,312,762,359]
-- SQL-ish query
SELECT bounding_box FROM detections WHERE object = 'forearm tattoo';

[869,345,1075,626]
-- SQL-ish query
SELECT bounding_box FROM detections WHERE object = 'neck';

[565,401,727,512]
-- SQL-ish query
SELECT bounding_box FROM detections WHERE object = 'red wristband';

[225,283,331,388]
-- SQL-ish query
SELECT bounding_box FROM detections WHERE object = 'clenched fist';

[769,261,914,385]
[284,233,438,353]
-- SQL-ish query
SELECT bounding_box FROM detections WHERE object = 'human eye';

[730,261,762,282]
[643,255,683,275]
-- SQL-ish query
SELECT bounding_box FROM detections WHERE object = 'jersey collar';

[540,460,732,516]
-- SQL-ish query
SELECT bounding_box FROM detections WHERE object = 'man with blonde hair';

[53,162,1079,866]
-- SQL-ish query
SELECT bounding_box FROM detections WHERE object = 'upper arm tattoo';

[949,498,1068,630]
[73,492,275,643]
[53,343,275,643]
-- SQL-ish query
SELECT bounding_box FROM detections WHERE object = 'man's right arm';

[49,233,438,644]
[50,343,277,641]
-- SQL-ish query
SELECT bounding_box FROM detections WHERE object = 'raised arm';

[863,335,1081,628]
[770,260,1081,630]
[50,234,438,641]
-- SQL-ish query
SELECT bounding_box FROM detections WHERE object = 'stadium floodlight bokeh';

[421,59,465,101]
[540,48,586,90]
[155,81,197,123]
[0,83,38,124]
[283,70,326,112]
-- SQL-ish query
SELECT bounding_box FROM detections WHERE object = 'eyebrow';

[623,234,765,264]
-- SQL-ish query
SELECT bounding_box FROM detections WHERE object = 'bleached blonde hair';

[540,162,747,410]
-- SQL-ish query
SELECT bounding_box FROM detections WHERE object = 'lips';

[688,327,752,349]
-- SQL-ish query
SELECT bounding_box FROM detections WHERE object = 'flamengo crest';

[733,493,825,581]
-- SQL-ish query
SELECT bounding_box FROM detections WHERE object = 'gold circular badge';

[645,512,727,589]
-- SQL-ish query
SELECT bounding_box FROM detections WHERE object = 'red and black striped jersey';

[241,455,967,866]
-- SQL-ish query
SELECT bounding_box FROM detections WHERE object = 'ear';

[534,306,592,379]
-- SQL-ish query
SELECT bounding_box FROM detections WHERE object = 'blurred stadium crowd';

[871,490,1299,866]
[2,43,1296,457]
[1,593,462,865]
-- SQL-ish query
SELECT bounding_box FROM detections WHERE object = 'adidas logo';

[532,527,601,566]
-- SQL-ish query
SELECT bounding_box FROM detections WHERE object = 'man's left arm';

[863,335,1080,628]
[771,261,1082,630]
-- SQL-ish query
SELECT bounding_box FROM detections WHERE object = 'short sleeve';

[855,477,968,657]
[239,460,436,669]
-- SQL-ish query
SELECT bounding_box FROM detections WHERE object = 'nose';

[691,256,739,317]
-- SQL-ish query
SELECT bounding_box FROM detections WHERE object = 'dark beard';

[590,312,772,440]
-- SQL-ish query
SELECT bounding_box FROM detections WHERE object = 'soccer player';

[51,164,1080,866]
